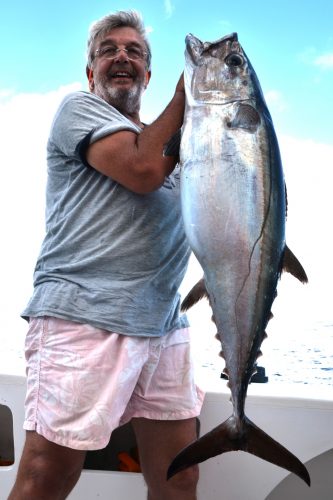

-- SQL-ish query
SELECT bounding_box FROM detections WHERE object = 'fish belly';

[180,104,285,384]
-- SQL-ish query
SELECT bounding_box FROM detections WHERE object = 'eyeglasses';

[95,45,148,62]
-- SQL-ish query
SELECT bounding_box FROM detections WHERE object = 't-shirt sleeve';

[48,91,140,161]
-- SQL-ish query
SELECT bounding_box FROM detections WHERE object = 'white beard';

[94,78,145,116]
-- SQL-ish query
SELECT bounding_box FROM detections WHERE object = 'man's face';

[88,27,151,116]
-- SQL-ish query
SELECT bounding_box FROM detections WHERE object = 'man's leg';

[132,417,199,500]
[8,431,86,500]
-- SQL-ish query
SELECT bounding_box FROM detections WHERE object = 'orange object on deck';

[117,451,141,473]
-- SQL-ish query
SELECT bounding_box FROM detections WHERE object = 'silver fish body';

[168,33,310,485]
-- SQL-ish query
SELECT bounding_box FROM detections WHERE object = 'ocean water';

[262,320,333,386]
[2,318,332,387]
[182,259,333,389]
[187,306,333,389]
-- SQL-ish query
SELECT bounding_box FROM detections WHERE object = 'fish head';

[184,32,264,105]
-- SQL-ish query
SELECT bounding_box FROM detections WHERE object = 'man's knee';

[21,450,83,488]
[168,464,199,492]
[9,432,86,498]
[24,432,84,475]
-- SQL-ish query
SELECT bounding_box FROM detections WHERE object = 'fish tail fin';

[167,416,310,486]
[243,416,310,485]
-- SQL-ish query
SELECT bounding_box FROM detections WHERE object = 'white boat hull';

[1,372,333,499]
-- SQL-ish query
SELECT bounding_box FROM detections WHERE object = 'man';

[9,10,204,500]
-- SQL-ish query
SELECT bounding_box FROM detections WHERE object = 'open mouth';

[111,71,134,80]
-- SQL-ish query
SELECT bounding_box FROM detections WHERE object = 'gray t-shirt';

[22,91,190,337]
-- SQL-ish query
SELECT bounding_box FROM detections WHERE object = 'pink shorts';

[24,316,204,450]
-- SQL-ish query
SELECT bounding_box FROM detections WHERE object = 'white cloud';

[0,83,83,343]
[0,88,15,100]
[218,19,232,34]
[0,82,83,146]
[313,52,333,69]
[145,25,154,35]
[264,89,288,112]
[164,0,175,18]
[298,46,317,64]
[278,134,333,282]
[275,135,333,327]
[299,47,333,69]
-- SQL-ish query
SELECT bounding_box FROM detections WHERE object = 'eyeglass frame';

[94,44,148,63]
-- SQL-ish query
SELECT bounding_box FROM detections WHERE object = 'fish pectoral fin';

[167,416,310,487]
[283,246,308,283]
[228,103,261,133]
[163,129,182,158]
[181,277,208,311]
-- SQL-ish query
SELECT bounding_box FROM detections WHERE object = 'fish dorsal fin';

[228,103,261,133]
[181,277,208,311]
[283,246,308,283]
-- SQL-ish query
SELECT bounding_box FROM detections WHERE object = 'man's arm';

[86,77,185,194]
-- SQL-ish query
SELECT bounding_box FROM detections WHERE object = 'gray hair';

[87,10,152,71]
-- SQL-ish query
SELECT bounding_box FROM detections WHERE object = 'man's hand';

[175,73,185,94]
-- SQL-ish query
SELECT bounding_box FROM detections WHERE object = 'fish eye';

[225,53,244,67]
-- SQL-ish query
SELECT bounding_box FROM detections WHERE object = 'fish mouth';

[218,32,238,43]
[186,32,238,47]
[203,32,238,51]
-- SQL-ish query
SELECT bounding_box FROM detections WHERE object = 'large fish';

[166,33,310,485]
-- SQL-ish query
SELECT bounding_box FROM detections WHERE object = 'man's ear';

[144,70,152,89]
[86,65,94,91]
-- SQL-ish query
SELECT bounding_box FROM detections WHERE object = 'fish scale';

[166,32,310,486]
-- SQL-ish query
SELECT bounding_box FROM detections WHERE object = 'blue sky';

[1,0,333,369]
[1,0,333,143]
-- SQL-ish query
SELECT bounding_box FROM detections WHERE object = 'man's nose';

[114,48,130,62]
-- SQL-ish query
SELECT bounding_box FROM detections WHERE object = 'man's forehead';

[98,27,144,46]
